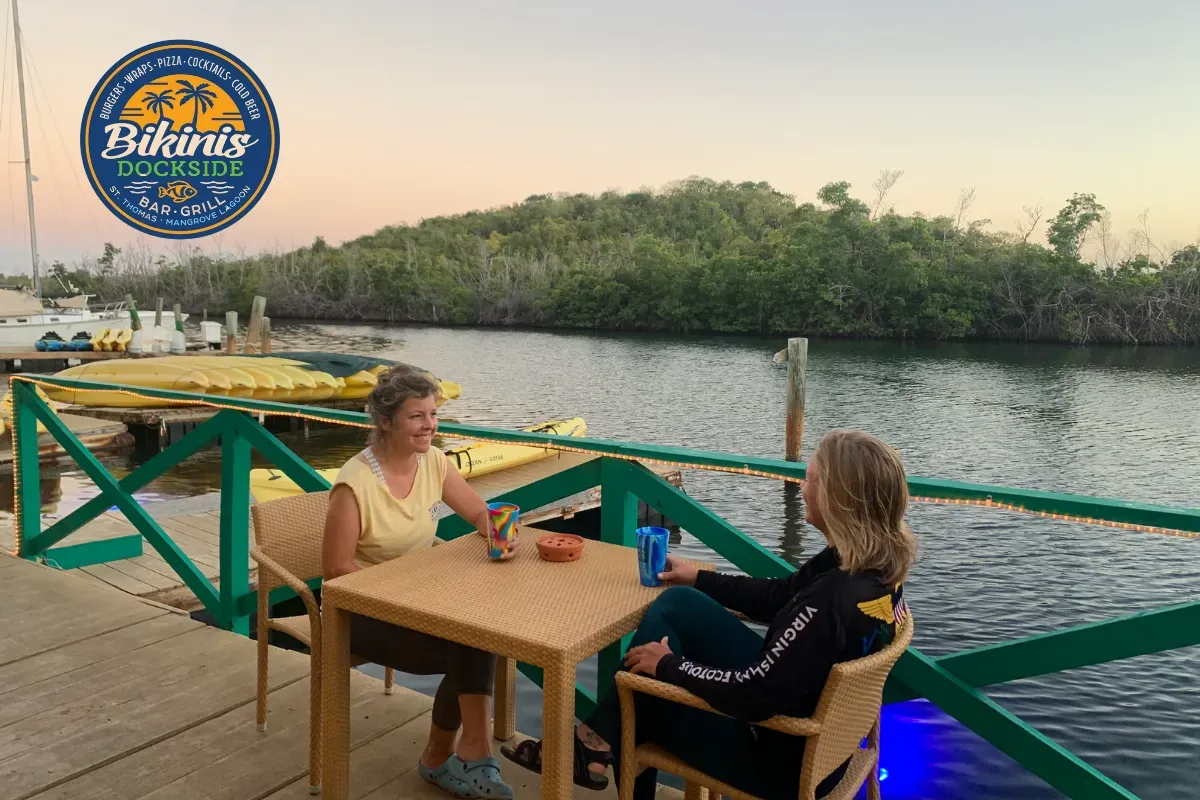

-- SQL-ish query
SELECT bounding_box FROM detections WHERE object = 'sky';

[1,0,1198,272]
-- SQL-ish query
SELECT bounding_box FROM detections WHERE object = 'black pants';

[308,587,495,731]
[585,586,842,800]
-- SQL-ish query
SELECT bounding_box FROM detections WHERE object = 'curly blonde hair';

[366,364,442,445]
[811,429,918,585]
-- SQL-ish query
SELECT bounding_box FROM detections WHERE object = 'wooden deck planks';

[0,613,196,697]
[35,672,431,800]
[0,562,311,800]
[0,555,686,800]
[263,714,434,800]
[0,592,171,667]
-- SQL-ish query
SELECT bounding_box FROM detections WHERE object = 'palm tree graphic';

[142,89,175,122]
[176,79,218,128]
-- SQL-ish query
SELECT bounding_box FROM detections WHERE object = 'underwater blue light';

[872,700,942,797]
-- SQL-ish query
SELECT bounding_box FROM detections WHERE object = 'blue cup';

[636,526,669,587]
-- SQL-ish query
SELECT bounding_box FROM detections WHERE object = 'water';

[19,324,1200,799]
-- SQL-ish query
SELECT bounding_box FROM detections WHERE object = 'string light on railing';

[9,375,1200,550]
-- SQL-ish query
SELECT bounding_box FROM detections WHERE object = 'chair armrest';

[616,671,720,714]
[250,546,321,624]
[614,671,820,737]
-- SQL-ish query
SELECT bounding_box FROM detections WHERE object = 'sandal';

[444,754,515,799]
[500,735,612,791]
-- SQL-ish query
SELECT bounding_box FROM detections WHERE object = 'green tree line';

[34,177,1200,344]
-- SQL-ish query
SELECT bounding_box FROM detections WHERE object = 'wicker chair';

[250,490,395,796]
[615,612,914,800]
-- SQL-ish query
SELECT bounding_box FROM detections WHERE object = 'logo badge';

[80,40,279,239]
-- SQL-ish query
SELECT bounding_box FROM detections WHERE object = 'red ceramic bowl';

[535,533,585,562]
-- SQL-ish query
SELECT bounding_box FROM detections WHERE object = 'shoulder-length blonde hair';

[811,429,917,586]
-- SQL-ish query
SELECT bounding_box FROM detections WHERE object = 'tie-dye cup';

[487,502,519,560]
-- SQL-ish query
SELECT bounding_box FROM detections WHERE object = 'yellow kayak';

[249,417,587,503]
[47,354,460,408]
[45,362,213,407]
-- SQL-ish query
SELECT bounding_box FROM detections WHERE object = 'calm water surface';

[28,324,1200,800]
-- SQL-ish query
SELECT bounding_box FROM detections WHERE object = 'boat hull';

[0,311,187,349]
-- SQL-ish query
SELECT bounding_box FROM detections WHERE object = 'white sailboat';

[1,0,186,348]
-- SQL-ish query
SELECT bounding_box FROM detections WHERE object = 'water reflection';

[779,480,807,567]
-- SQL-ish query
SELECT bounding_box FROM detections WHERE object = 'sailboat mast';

[11,0,40,297]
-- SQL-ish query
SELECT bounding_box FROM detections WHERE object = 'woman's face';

[802,455,827,533]
[384,394,439,453]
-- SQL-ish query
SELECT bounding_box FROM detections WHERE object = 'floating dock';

[0,411,132,473]
[1,553,681,800]
[60,398,371,449]
[0,346,215,372]
[2,452,682,613]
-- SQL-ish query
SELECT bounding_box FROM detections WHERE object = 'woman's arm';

[690,548,839,623]
[440,467,491,543]
[322,484,363,580]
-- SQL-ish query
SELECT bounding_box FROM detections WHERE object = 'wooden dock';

[0,345,217,367]
[0,554,683,800]
[0,348,125,362]
[0,412,132,473]
[65,397,369,427]
[61,399,371,449]
[1,452,682,613]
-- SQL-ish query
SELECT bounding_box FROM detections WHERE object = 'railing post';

[219,413,253,635]
[597,458,637,700]
[12,380,43,559]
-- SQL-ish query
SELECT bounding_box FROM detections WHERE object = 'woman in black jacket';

[503,428,917,800]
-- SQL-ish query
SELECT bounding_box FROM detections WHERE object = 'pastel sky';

[2,0,1198,272]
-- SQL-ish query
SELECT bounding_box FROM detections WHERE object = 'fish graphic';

[158,181,198,203]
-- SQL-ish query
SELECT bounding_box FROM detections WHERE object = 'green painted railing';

[9,374,1200,800]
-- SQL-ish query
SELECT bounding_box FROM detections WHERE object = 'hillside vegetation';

[39,177,1200,344]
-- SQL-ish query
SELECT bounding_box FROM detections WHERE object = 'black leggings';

[585,587,842,800]
[308,588,495,731]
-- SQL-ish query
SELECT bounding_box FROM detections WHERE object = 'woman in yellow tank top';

[323,365,515,799]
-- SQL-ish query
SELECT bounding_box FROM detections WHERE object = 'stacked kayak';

[249,417,587,503]
[44,352,462,409]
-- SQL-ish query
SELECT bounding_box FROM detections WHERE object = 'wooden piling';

[154,298,163,328]
[124,294,141,331]
[785,337,808,462]
[244,296,266,353]
[261,317,271,353]
[173,303,184,333]
[225,312,238,354]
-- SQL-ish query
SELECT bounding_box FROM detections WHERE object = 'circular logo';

[80,40,279,239]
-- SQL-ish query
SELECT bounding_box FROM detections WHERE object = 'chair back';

[250,491,330,593]
[799,611,915,793]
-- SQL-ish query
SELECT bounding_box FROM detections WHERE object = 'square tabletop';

[320,529,672,667]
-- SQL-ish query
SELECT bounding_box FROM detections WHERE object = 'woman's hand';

[624,637,672,677]
[657,555,699,587]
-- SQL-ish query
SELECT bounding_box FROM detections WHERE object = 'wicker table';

[320,530,679,800]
